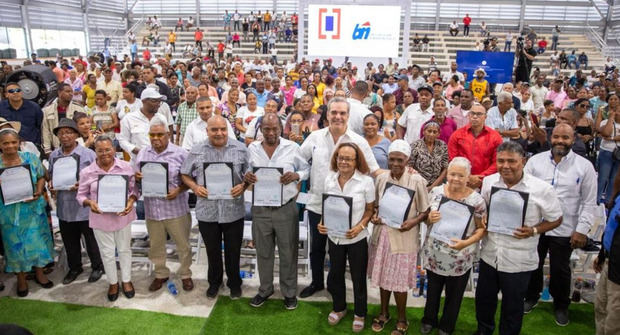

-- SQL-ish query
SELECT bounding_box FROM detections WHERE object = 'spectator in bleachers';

[504,31,513,51]
[559,50,568,69]
[263,10,272,30]
[568,50,579,69]
[530,74,549,110]
[515,39,537,83]
[537,37,547,54]
[175,18,184,32]
[252,21,261,42]
[168,31,176,52]
[551,25,561,51]
[449,21,459,36]
[233,10,241,31]
[186,16,194,30]
[579,52,589,70]
[463,14,471,36]
[412,33,422,52]
[194,28,203,51]
[480,21,489,37]
[422,35,430,52]
[442,62,465,84]
[232,32,241,48]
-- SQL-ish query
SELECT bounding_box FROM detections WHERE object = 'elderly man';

[448,104,503,189]
[393,74,419,105]
[397,85,434,145]
[118,87,170,162]
[476,141,563,335]
[494,83,521,112]
[486,91,519,142]
[298,97,381,298]
[523,124,597,326]
[181,115,249,299]
[182,97,236,150]
[136,118,194,292]
[48,118,103,284]
[42,83,85,154]
[244,113,310,309]
[175,86,199,145]
[447,89,475,129]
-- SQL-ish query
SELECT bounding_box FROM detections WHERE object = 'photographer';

[515,39,537,83]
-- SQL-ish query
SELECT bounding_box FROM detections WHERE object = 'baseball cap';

[397,74,409,82]
[417,85,433,94]
[140,87,166,100]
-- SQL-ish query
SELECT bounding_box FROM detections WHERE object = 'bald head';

[552,123,574,139]
[207,115,228,147]
[185,86,198,103]
[551,123,575,159]
[261,113,282,145]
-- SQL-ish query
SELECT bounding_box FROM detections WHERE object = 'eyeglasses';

[148,133,167,138]
[469,112,486,117]
[7,88,22,93]
[337,156,355,162]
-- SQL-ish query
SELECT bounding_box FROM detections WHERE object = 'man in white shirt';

[118,87,169,162]
[182,97,235,151]
[476,141,563,335]
[298,97,381,298]
[442,62,465,84]
[530,74,549,110]
[485,91,519,142]
[244,113,310,310]
[346,81,373,136]
[397,85,434,145]
[523,124,597,326]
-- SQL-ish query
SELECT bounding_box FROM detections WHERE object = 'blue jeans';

[598,149,620,203]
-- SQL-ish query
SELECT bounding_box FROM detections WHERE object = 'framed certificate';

[378,182,415,229]
[0,164,34,205]
[51,154,80,190]
[97,174,128,213]
[203,162,234,200]
[487,186,529,235]
[322,194,353,239]
[430,196,475,244]
[140,161,169,198]
[252,167,283,207]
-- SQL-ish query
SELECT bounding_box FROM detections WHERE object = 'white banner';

[307,4,401,58]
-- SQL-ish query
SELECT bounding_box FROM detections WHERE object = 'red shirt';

[447,124,502,176]
[143,49,151,61]
[292,15,298,25]
[217,43,225,53]
[195,31,203,41]
[538,40,547,48]
[463,16,471,26]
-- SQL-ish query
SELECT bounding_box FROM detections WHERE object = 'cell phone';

[530,113,539,127]
[291,123,300,135]
[518,109,527,117]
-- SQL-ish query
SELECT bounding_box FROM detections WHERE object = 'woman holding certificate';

[0,128,55,297]
[76,135,138,302]
[368,140,430,335]
[420,157,487,335]
[317,142,375,333]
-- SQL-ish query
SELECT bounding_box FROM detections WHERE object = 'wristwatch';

[532,227,539,236]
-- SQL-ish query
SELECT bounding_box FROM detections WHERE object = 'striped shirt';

[135,143,190,221]
[180,138,249,223]
[175,101,198,137]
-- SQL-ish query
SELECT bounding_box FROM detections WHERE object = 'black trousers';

[526,234,573,310]
[199,219,243,290]
[464,25,470,36]
[58,220,103,272]
[195,40,202,51]
[327,238,368,317]
[475,260,532,335]
[423,269,471,334]
[308,210,328,287]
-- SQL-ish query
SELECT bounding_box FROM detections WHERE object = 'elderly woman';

[420,99,457,143]
[318,142,375,332]
[364,114,391,169]
[409,121,449,189]
[65,69,84,103]
[76,135,138,301]
[368,140,430,335]
[0,128,54,297]
[421,157,487,335]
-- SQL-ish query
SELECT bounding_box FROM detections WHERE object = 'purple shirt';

[76,158,138,232]
[135,143,190,221]
[420,116,458,143]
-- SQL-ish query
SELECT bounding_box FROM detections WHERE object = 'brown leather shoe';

[148,277,168,292]
[182,278,194,291]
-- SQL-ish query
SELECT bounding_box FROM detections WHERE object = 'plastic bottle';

[240,270,253,279]
[423,279,428,298]
[167,280,178,296]
[541,275,550,301]
[413,272,421,298]
[418,270,426,297]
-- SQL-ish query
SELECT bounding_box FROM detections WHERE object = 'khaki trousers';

[595,263,620,335]
[146,213,192,279]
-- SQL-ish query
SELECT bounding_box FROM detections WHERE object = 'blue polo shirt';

[0,100,43,145]
[251,89,270,108]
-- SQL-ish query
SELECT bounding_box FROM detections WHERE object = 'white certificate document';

[140,162,168,198]
[253,167,283,207]
[378,183,414,229]
[204,163,233,200]
[0,164,34,205]
[487,187,529,235]
[52,155,79,190]
[430,197,474,244]
[322,194,352,239]
[97,174,128,213]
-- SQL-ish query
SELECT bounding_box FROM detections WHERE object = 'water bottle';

[240,270,253,279]
[423,279,428,298]
[418,271,426,297]
[413,272,421,298]
[167,280,178,296]
[541,275,551,301]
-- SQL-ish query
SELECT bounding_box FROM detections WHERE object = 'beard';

[552,143,571,157]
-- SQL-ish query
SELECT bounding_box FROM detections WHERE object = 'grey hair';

[497,91,513,103]
[149,117,168,129]
[497,141,526,157]
[327,97,350,114]
[448,157,472,176]
[94,134,114,147]
[503,82,514,89]
[0,128,19,139]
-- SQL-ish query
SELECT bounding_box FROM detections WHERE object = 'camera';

[518,109,527,117]
[516,36,525,50]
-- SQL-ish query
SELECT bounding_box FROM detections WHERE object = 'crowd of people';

[0,11,619,335]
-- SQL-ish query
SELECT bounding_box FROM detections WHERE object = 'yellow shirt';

[471,79,488,102]
[288,70,300,82]
[82,85,96,109]
[316,82,326,105]
[168,32,176,43]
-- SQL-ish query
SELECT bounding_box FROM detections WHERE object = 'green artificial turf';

[0,297,205,335]
[202,297,595,335]
[0,296,595,335]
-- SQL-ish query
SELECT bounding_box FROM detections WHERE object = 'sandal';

[391,320,409,335]
[371,314,391,332]
[328,310,347,326]
[352,315,365,333]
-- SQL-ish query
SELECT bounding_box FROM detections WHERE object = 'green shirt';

[175,101,198,137]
